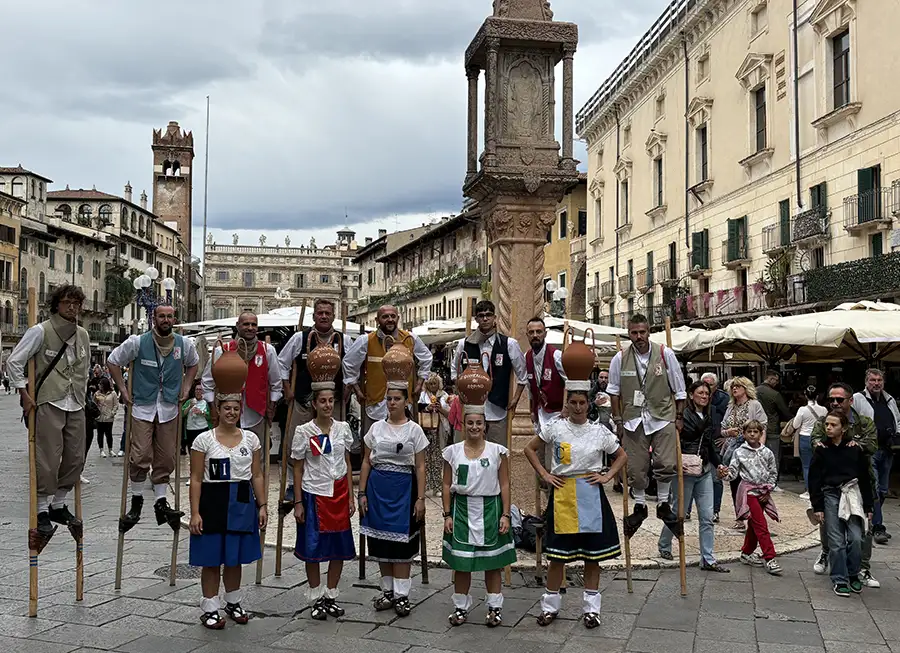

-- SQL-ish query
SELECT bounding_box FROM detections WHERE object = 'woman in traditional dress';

[188,392,267,629]
[358,382,428,617]
[524,381,627,629]
[441,371,516,627]
[292,345,356,620]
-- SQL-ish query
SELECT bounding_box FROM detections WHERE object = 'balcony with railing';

[761,223,791,256]
[617,274,634,298]
[843,187,895,233]
[0,279,19,293]
[600,280,615,302]
[587,285,599,305]
[722,238,751,270]
[656,259,677,286]
[636,268,653,292]
[791,206,830,247]
[598,313,616,327]
[570,235,587,258]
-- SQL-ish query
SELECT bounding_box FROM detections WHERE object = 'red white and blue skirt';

[294,476,356,563]
[190,480,262,568]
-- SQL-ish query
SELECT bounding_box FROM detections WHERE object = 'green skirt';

[441,494,517,572]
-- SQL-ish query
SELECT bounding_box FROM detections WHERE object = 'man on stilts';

[8,284,91,545]
[608,314,686,537]
[450,300,526,445]
[202,311,281,440]
[277,299,352,504]
[108,304,199,532]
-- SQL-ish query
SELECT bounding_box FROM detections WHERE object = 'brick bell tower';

[151,121,194,253]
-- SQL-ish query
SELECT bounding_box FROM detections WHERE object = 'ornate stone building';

[203,230,360,319]
[542,175,587,318]
[0,188,24,353]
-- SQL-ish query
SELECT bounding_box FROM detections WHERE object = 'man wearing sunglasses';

[450,300,527,445]
[810,382,879,587]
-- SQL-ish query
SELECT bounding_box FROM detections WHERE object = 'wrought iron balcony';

[656,259,677,286]
[791,206,830,247]
[843,187,894,232]
[762,223,791,256]
[722,238,751,269]
[587,285,599,305]
[636,268,652,292]
[617,274,634,298]
[600,280,615,302]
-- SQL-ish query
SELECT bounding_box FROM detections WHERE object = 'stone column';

[484,38,500,167]
[562,45,576,161]
[466,66,480,175]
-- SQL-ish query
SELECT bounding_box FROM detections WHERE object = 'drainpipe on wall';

[793,0,803,210]
[682,34,690,250]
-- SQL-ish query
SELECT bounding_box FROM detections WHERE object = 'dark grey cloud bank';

[1,0,668,246]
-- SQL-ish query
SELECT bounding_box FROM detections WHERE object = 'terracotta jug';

[382,335,414,383]
[561,328,596,381]
[457,353,492,405]
[212,338,248,395]
[308,341,341,384]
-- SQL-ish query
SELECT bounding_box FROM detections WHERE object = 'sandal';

[485,607,502,628]
[373,591,395,612]
[310,598,328,621]
[536,611,557,627]
[393,596,412,617]
[583,612,601,629]
[323,597,345,618]
[223,602,250,624]
[201,611,226,630]
[448,607,468,626]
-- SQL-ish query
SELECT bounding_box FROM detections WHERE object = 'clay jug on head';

[212,338,248,395]
[307,340,341,384]
[382,335,414,383]
[456,352,493,405]
[561,328,596,382]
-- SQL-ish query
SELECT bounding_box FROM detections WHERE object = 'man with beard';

[608,314,686,536]
[450,300,527,445]
[277,299,353,501]
[343,304,432,429]
[524,317,566,434]
[108,304,199,531]
[201,311,281,436]
[8,284,91,539]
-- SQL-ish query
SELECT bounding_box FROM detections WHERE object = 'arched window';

[39,272,45,295]
[92,260,101,279]
[19,268,26,298]
[10,177,23,198]
[55,204,72,221]
[120,206,128,230]
[78,204,92,225]
[18,308,27,330]
[30,180,35,199]
[92,290,98,311]
[77,255,84,274]
[98,204,112,226]
[39,182,44,200]
[139,216,145,234]
[130,212,136,232]
[172,161,181,176]
[4,300,12,326]
[162,160,171,176]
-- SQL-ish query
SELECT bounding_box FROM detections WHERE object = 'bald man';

[343,304,432,429]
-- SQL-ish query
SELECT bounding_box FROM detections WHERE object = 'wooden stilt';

[168,408,184,586]
[411,399,428,585]
[664,317,687,597]
[114,364,135,591]
[26,288,38,616]
[256,334,273,586]
[615,334,633,593]
[74,477,84,600]
[357,320,368,581]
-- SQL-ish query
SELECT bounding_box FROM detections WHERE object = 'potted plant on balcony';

[759,252,791,308]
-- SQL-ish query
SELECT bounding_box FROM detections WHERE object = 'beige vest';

[34,320,91,407]
[618,343,675,423]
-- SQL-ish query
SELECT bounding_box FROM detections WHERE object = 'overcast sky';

[1,0,668,259]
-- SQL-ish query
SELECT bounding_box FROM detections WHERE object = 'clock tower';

[151,121,194,253]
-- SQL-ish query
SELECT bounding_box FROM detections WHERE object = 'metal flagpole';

[200,95,210,321]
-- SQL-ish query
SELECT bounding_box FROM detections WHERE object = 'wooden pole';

[615,334,633,593]
[26,288,38,617]
[114,364,135,590]
[665,317,687,597]
[168,407,184,586]
[256,334,273,585]
[358,321,367,581]
[503,302,517,587]
[74,476,83,601]
[276,300,306,577]
[411,397,429,585]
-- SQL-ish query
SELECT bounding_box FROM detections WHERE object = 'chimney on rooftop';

[124,182,133,203]
[365,237,373,245]
[378,229,387,238]
[140,191,147,210]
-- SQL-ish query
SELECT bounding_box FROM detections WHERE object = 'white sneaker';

[100,450,108,458]
[116,450,124,457]
[80,475,90,485]
[772,485,784,493]
[185,480,191,487]
[799,491,810,500]
[813,550,828,575]
[740,552,764,567]
[860,570,880,588]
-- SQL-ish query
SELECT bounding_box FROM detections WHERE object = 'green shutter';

[702,229,710,268]
[741,216,749,256]
[779,200,791,246]
[691,231,703,269]
[810,182,827,211]
[726,219,737,262]
[872,232,884,257]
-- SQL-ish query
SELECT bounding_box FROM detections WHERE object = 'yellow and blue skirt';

[545,476,620,563]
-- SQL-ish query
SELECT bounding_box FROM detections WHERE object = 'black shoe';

[657,502,683,538]
[37,511,57,538]
[154,498,184,530]
[623,503,648,538]
[873,525,890,545]
[612,481,623,494]
[118,495,143,533]
[48,504,77,526]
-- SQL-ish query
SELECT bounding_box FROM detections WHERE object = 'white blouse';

[191,429,260,483]
[364,420,429,467]
[442,441,508,497]
[539,419,620,477]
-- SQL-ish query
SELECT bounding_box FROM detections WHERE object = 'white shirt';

[201,342,283,428]
[527,343,568,433]
[191,429,260,483]
[278,330,355,382]
[450,333,528,421]
[792,401,827,436]
[364,420,429,467]
[607,344,686,436]
[108,334,200,423]
[7,323,87,412]
[442,441,508,496]
[291,419,353,498]
[539,419,620,477]
[185,399,210,431]
[342,332,433,421]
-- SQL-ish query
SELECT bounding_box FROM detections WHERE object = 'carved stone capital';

[466,66,481,80]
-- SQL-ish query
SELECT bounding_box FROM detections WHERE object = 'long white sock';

[324,587,340,600]
[380,576,394,593]
[200,596,220,613]
[130,479,144,497]
[540,590,561,614]
[223,589,242,605]
[452,593,473,611]
[485,592,504,609]
[656,481,672,504]
[307,584,325,605]
[153,483,167,501]
[393,577,411,598]
[50,489,68,509]
[633,489,646,506]
[582,589,602,614]
[38,494,52,512]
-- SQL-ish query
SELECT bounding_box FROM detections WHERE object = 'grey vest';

[34,320,91,407]
[618,343,676,423]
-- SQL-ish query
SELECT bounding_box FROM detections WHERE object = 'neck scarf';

[151,327,175,357]
[49,312,77,343]
[237,337,258,362]
[467,328,495,346]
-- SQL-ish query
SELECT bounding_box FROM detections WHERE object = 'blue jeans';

[659,468,716,565]
[713,476,723,514]
[823,488,864,585]
[799,435,813,490]
[872,449,893,527]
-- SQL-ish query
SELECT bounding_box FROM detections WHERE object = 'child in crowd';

[723,419,782,575]
[808,410,874,597]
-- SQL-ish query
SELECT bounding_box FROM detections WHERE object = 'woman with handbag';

[790,386,826,500]
[657,380,731,572]
[417,372,451,495]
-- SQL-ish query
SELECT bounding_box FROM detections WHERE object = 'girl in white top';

[291,388,356,620]
[792,386,827,498]
[358,387,429,618]
[188,397,267,630]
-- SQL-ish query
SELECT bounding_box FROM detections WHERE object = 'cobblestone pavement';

[5,394,900,653]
